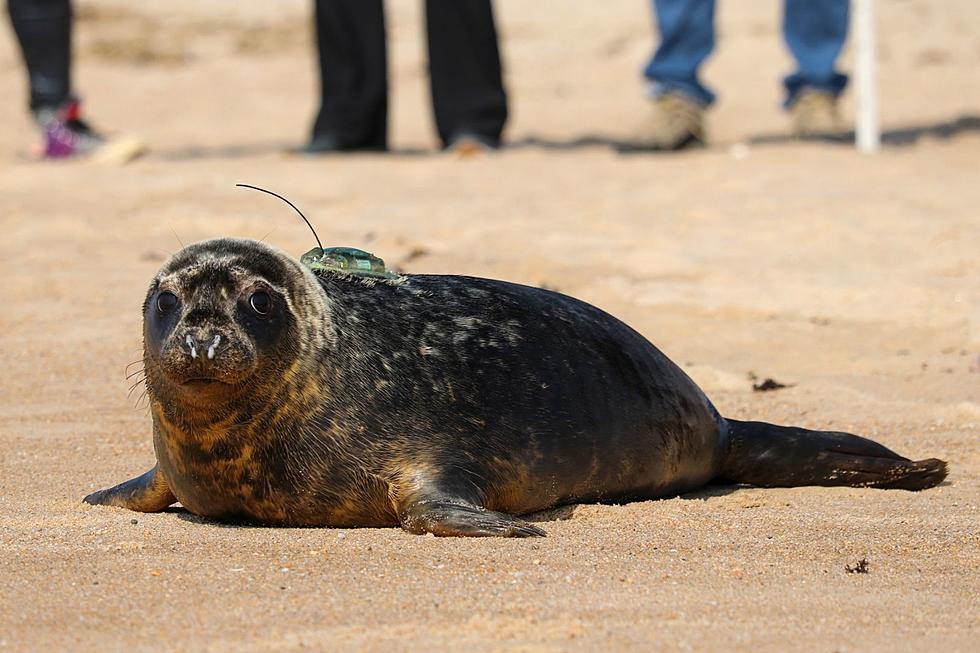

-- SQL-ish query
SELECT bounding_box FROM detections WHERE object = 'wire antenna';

[236,183,323,251]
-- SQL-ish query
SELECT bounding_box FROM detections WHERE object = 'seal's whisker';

[125,367,145,380]
[170,225,185,249]
[449,466,485,496]
[127,378,146,398]
[257,228,276,245]
[450,465,489,483]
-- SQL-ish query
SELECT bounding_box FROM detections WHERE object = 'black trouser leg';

[425,0,507,147]
[311,0,388,150]
[7,0,73,111]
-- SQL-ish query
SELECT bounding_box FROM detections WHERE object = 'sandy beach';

[1,1,978,651]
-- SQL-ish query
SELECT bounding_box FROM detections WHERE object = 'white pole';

[854,0,880,153]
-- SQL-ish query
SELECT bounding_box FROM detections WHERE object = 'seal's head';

[142,238,328,413]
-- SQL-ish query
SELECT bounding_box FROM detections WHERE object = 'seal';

[83,238,948,536]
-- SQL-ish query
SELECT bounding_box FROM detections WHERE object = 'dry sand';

[1,1,978,651]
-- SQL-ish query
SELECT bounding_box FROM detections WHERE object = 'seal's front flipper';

[399,500,546,537]
[83,465,177,512]
[720,420,948,491]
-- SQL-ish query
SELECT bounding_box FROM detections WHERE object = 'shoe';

[444,132,499,156]
[789,90,845,140]
[32,99,104,159]
[633,92,705,151]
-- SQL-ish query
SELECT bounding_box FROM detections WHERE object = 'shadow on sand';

[745,113,980,148]
[164,477,951,531]
[162,484,743,531]
[143,114,978,161]
[525,484,742,524]
[511,113,980,152]
[149,142,430,162]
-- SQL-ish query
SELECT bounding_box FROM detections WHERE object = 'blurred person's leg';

[7,0,72,111]
[636,0,713,150]
[782,0,848,104]
[782,0,849,137]
[643,0,716,107]
[7,0,104,157]
[308,0,388,152]
[425,0,507,150]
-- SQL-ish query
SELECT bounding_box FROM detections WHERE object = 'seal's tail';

[719,419,947,491]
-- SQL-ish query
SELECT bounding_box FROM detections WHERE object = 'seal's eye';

[249,291,272,316]
[156,291,178,314]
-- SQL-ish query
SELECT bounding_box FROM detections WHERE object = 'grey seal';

[83,238,948,536]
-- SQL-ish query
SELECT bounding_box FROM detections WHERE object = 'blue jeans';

[644,0,849,107]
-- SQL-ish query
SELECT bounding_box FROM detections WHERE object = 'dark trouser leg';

[7,0,73,111]
[311,0,388,150]
[425,0,507,147]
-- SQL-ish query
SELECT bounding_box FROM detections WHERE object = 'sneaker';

[32,99,104,159]
[789,90,845,140]
[635,92,705,151]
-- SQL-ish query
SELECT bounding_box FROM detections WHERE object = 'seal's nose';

[183,331,223,361]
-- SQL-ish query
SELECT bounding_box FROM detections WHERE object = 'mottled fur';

[84,239,947,537]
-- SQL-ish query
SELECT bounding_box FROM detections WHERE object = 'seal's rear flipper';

[720,419,948,491]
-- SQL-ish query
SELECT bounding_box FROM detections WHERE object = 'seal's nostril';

[185,334,198,359]
[207,335,221,360]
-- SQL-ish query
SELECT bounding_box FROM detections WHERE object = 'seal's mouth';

[180,376,228,385]
[179,377,232,390]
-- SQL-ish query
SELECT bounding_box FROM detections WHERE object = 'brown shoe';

[789,90,845,139]
[636,92,705,151]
